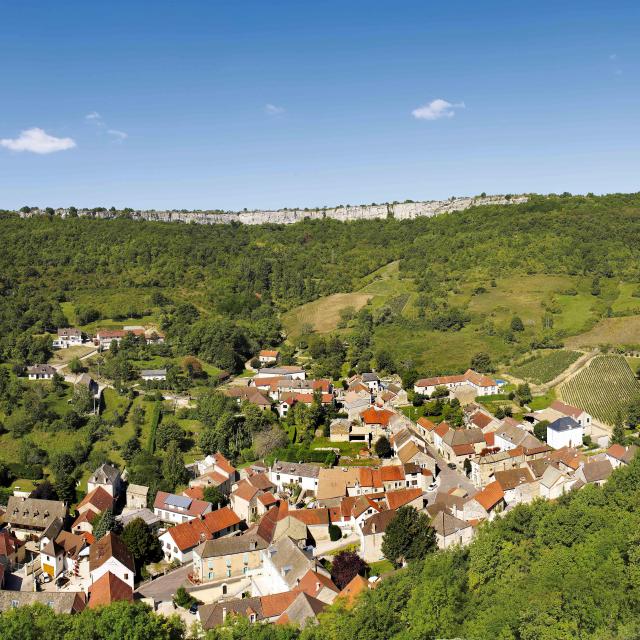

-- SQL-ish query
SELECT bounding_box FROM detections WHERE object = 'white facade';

[547,423,584,450]
[90,557,134,589]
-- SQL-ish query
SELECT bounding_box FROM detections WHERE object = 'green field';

[560,355,640,425]
[508,350,581,384]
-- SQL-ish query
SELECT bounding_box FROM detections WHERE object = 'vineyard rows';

[509,350,581,384]
[560,355,640,425]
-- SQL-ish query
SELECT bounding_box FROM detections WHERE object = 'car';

[447,463,457,470]
[189,602,199,614]
[40,574,51,584]
[427,482,438,491]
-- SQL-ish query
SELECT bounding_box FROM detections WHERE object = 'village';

[0,323,635,632]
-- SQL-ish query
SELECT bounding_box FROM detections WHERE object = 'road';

[135,563,193,603]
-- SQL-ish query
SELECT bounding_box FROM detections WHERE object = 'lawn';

[565,315,640,350]
[528,389,557,411]
[369,559,394,576]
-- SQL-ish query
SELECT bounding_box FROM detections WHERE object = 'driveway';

[135,563,193,603]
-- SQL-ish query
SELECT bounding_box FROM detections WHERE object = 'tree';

[374,435,392,458]
[72,384,93,414]
[69,357,84,374]
[330,550,369,589]
[162,441,188,490]
[155,418,185,450]
[463,458,472,476]
[121,517,163,571]
[515,383,532,406]
[611,410,627,446]
[471,351,493,373]
[328,524,342,542]
[534,419,549,442]
[203,486,227,508]
[627,399,640,429]
[381,506,436,568]
[510,316,524,332]
[93,507,117,540]
[121,436,141,462]
[30,480,58,500]
[252,425,287,458]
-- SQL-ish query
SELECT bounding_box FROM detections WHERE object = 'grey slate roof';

[548,417,581,432]
[5,497,67,530]
[0,590,85,613]
[272,461,322,478]
[430,510,471,537]
[88,463,120,485]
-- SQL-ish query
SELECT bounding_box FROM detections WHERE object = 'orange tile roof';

[213,452,236,476]
[550,399,584,419]
[452,443,475,456]
[484,432,495,447]
[295,569,340,598]
[473,481,505,511]
[166,507,241,551]
[380,465,405,482]
[259,350,279,358]
[289,507,331,526]
[89,571,133,609]
[233,480,260,502]
[260,591,298,618]
[607,443,627,460]
[258,492,278,507]
[386,488,423,510]
[338,574,370,606]
[154,491,211,517]
[417,417,437,431]
[360,407,394,426]
[434,422,450,438]
[358,467,383,488]
[463,369,497,388]
[183,487,205,501]
[472,413,494,429]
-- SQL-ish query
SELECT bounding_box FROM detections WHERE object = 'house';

[72,486,114,536]
[87,463,122,498]
[95,329,126,350]
[549,400,592,429]
[430,509,474,549]
[126,484,149,510]
[317,467,362,505]
[493,468,537,505]
[360,373,381,393]
[342,391,373,421]
[116,508,161,531]
[258,366,305,380]
[397,440,437,473]
[0,530,26,569]
[53,328,83,349]
[463,481,505,521]
[606,444,639,468]
[258,350,279,365]
[40,530,87,579]
[89,532,135,589]
[539,464,574,500]
[415,417,437,441]
[276,592,327,627]
[277,392,333,418]
[575,459,613,486]
[192,527,269,585]
[414,370,498,397]
[358,509,397,562]
[259,535,316,594]
[158,506,241,564]
[225,386,272,411]
[75,373,99,400]
[329,418,351,442]
[153,491,212,525]
[88,571,133,609]
[190,452,238,495]
[338,574,373,607]
[494,423,547,453]
[379,383,408,408]
[140,369,167,381]
[26,364,56,380]
[0,591,86,614]
[547,417,583,450]
[5,496,67,541]
[294,568,340,604]
[439,428,485,467]
[269,461,321,495]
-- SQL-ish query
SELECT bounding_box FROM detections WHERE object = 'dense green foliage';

[509,350,581,384]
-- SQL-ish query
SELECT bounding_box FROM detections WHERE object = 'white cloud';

[85,111,102,121]
[0,128,76,154]
[411,98,465,121]
[609,53,618,60]
[107,129,128,141]
[265,103,285,116]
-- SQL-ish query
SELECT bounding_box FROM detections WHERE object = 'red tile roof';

[472,413,494,429]
[295,569,339,598]
[434,422,450,438]
[417,417,437,431]
[550,399,584,419]
[483,432,495,447]
[0,531,23,558]
[339,574,371,606]
[89,532,134,573]
[183,487,205,501]
[165,507,241,551]
[154,491,211,517]
[380,465,405,482]
[77,486,113,513]
[88,571,133,608]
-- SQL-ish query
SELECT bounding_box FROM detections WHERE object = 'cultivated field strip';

[560,355,640,425]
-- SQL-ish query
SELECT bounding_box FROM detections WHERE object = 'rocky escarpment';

[18,195,528,226]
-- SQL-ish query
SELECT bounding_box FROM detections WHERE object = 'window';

[11,600,19,608]
[222,584,227,595]
[124,573,128,580]
[227,569,231,577]
[208,572,213,579]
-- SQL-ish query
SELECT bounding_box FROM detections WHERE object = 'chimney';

[372,522,377,534]
[222,607,227,622]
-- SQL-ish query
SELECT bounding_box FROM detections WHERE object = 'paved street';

[135,563,193,603]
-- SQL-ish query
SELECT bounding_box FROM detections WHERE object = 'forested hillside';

[3,192,640,374]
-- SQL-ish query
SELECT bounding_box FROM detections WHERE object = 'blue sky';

[1,1,638,210]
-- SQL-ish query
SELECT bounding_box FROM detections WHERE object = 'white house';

[27,364,56,380]
[269,461,321,495]
[360,373,381,393]
[87,464,122,498]
[95,330,126,350]
[89,532,135,589]
[258,350,279,365]
[153,491,212,525]
[414,369,498,397]
[52,328,83,349]
[258,366,306,380]
[549,400,592,429]
[140,369,167,381]
[547,417,583,450]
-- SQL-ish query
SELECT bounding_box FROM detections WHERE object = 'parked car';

[447,463,457,470]
[427,482,438,491]
[189,602,199,615]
